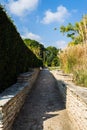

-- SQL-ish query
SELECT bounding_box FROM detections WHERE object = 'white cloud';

[8,0,39,16]
[55,40,67,49]
[22,32,42,41]
[41,5,70,24]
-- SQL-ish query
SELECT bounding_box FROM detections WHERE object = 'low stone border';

[51,70,87,130]
[0,68,40,130]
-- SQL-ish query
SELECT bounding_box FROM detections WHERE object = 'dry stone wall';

[66,85,87,130]
[51,70,87,130]
[0,68,40,130]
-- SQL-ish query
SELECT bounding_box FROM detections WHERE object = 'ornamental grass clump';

[59,44,87,87]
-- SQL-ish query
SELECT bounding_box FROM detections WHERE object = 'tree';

[60,15,87,45]
[24,39,60,67]
[45,46,60,67]
[51,57,60,66]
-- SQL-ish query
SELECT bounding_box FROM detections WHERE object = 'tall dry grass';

[59,44,87,87]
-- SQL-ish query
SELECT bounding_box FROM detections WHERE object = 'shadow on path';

[12,69,70,130]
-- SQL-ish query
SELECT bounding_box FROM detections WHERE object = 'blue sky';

[0,0,87,49]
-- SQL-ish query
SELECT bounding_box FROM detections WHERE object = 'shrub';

[73,64,87,86]
[59,45,84,73]
[59,44,87,87]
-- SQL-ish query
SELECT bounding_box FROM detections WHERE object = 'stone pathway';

[12,69,74,130]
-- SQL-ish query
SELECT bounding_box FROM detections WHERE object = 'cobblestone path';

[12,69,74,130]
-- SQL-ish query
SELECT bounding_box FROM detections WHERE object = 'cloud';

[8,0,39,16]
[55,40,67,49]
[41,5,70,24]
[22,32,42,41]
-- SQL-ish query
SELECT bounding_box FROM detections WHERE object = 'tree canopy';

[60,15,87,45]
[24,39,60,67]
[45,46,60,67]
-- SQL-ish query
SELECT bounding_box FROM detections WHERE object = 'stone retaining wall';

[51,70,87,130]
[0,68,40,130]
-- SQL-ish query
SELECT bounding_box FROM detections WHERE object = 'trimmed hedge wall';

[0,6,43,92]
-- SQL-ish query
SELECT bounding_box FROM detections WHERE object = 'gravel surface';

[12,69,74,130]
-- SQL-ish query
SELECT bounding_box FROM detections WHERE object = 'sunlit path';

[12,69,74,130]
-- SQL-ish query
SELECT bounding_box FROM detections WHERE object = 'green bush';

[0,6,42,92]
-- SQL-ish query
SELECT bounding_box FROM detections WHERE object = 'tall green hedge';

[0,6,43,92]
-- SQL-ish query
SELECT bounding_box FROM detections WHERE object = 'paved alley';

[12,69,74,130]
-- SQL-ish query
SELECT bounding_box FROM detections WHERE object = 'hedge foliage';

[0,6,43,92]
[24,39,45,60]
